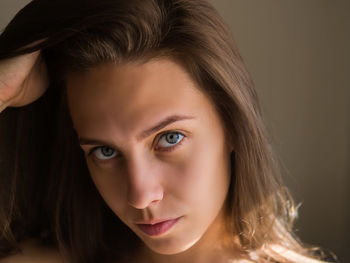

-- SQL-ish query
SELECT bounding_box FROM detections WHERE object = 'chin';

[141,234,200,255]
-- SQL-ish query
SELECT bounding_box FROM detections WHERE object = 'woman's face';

[66,58,233,255]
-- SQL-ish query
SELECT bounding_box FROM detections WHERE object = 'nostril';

[150,199,161,206]
[151,191,163,205]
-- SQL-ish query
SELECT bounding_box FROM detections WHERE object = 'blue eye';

[91,146,117,160]
[89,131,185,162]
[157,132,185,151]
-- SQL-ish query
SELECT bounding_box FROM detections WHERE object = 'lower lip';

[137,217,181,236]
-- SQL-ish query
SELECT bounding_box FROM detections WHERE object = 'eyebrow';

[79,114,196,146]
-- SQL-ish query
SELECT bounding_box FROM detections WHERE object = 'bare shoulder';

[0,239,63,263]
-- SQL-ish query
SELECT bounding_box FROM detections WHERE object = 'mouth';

[136,217,182,236]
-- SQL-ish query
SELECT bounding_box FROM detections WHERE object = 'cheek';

[86,160,127,213]
[164,138,230,209]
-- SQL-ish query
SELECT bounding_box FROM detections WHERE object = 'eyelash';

[88,131,186,161]
[154,131,185,152]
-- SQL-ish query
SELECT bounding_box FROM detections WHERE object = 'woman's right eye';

[90,146,118,161]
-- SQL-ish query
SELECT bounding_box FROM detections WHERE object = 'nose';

[125,155,164,209]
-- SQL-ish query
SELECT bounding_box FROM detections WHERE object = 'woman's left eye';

[156,131,185,151]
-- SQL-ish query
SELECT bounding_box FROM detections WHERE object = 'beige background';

[1,0,349,262]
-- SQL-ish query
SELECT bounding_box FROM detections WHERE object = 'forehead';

[65,58,217,140]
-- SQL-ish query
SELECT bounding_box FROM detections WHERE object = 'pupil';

[102,147,114,156]
[166,133,179,144]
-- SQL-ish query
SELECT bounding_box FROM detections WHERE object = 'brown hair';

[0,0,336,262]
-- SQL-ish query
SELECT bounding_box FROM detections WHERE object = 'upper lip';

[135,217,180,225]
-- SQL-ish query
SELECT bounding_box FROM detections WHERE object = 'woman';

[0,0,337,262]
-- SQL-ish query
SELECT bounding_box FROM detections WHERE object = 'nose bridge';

[126,152,163,209]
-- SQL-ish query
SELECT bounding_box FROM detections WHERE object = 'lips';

[136,217,181,236]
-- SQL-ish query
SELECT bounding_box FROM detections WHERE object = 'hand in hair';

[0,50,49,113]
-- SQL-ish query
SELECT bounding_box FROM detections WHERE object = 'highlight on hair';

[0,0,336,262]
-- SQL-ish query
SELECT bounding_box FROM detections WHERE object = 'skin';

[66,58,236,263]
[0,50,48,112]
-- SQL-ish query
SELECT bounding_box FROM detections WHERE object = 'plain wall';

[1,0,349,262]
[207,0,350,262]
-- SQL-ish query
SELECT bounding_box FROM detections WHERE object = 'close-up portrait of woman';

[0,0,348,262]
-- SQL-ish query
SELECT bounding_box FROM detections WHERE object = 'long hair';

[0,0,336,262]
